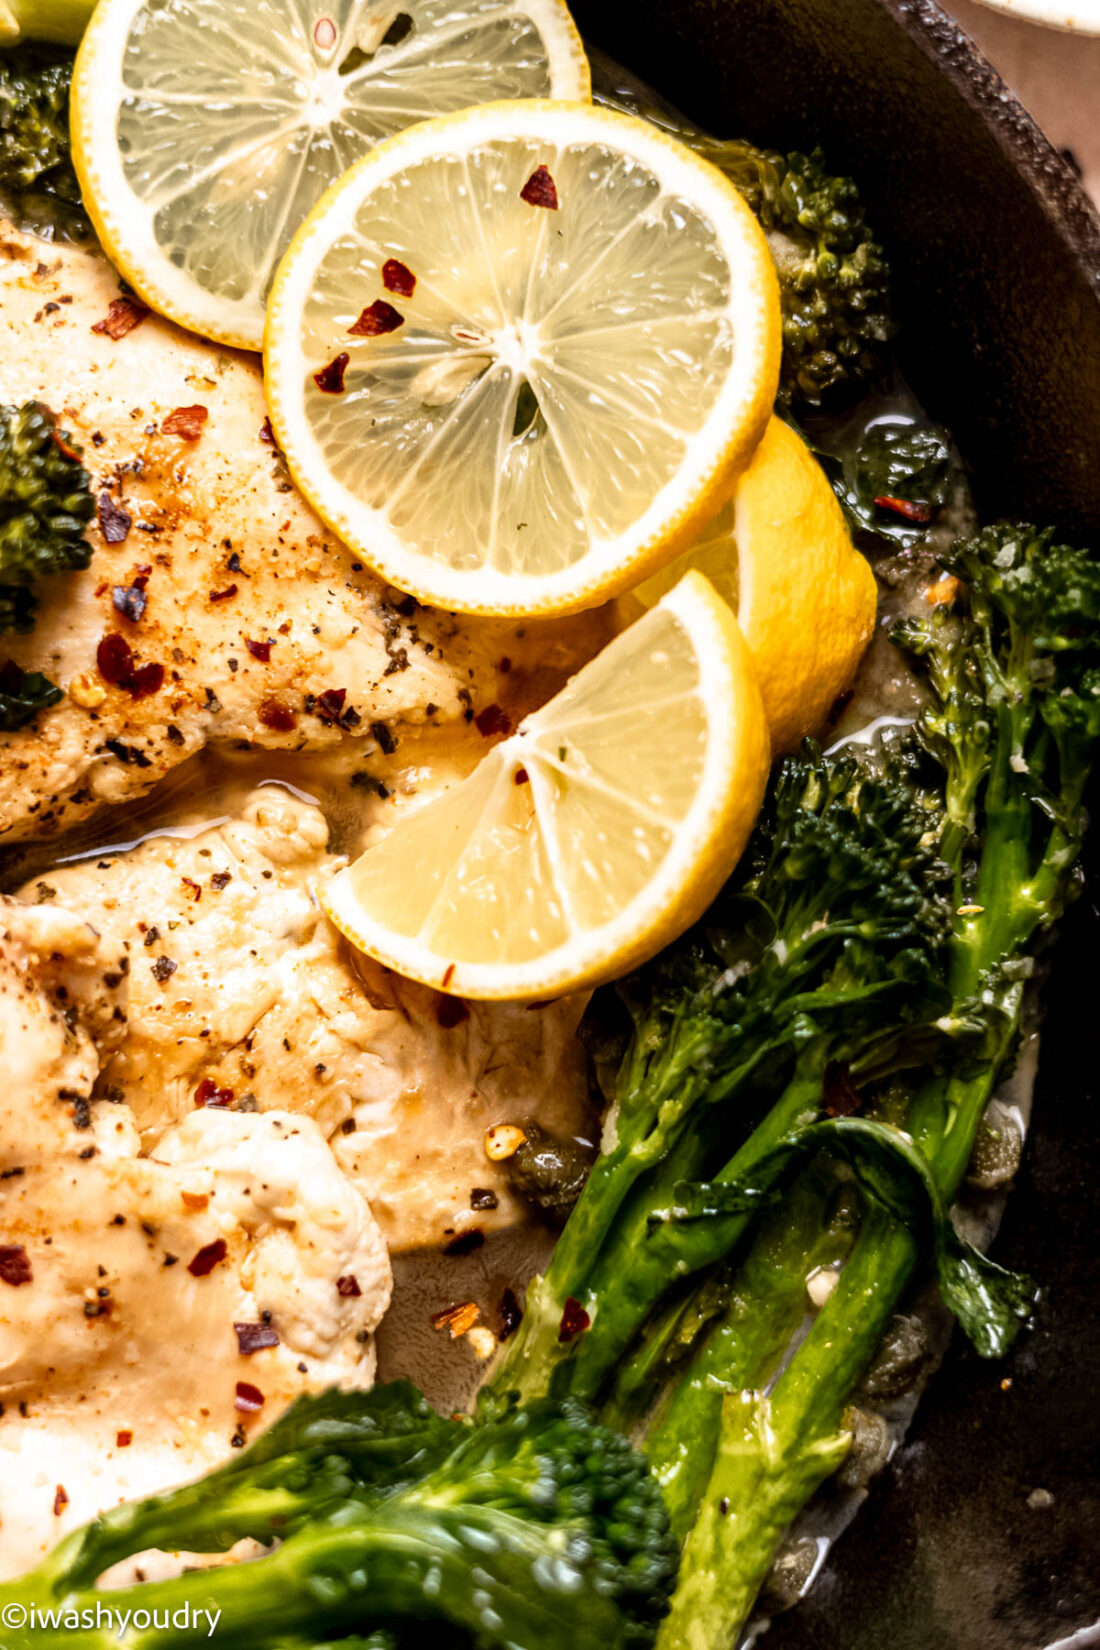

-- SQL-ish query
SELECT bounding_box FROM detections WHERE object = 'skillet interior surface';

[568,1,1100,1644]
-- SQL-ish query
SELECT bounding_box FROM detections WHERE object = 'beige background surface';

[949,0,1100,205]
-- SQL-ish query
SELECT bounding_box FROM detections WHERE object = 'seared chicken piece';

[0,222,608,840]
[0,901,390,1577]
[19,789,594,1251]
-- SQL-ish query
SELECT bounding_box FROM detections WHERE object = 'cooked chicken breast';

[0,896,390,1576]
[0,222,608,840]
[17,788,593,1251]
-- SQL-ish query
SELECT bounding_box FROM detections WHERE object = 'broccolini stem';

[561,1056,828,1403]
[656,1201,900,1650]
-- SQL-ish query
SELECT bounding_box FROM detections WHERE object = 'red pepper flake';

[444,1229,484,1257]
[188,1238,228,1277]
[194,1076,234,1109]
[259,697,297,732]
[50,425,82,463]
[873,495,934,524]
[558,1296,590,1342]
[313,352,350,393]
[245,638,273,662]
[499,1286,523,1341]
[52,1485,69,1517]
[209,583,238,603]
[520,165,559,210]
[436,995,470,1029]
[234,1380,265,1413]
[431,1301,479,1338]
[259,416,276,445]
[315,686,347,723]
[474,703,512,737]
[0,1244,32,1286]
[442,963,456,989]
[234,1321,280,1355]
[348,300,404,337]
[116,1430,133,1448]
[514,766,529,785]
[97,631,134,684]
[98,492,132,544]
[126,660,164,699]
[382,259,416,298]
[112,584,147,623]
[182,876,202,903]
[92,296,149,340]
[336,1274,362,1297]
[823,1060,861,1118]
[180,1190,208,1211]
[162,405,208,441]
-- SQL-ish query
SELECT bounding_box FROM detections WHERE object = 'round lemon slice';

[70,0,590,349]
[264,99,782,617]
[630,418,877,750]
[321,571,769,999]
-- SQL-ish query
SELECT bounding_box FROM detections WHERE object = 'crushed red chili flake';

[436,996,470,1030]
[182,876,203,902]
[162,405,208,441]
[499,1287,523,1341]
[181,1190,208,1211]
[444,1229,484,1257]
[474,703,512,737]
[381,258,416,298]
[514,766,529,785]
[823,1060,861,1118]
[520,165,559,210]
[259,697,297,732]
[259,416,276,445]
[194,1077,234,1108]
[209,583,238,603]
[315,686,347,723]
[348,299,404,337]
[116,1430,133,1448]
[442,963,456,989]
[431,1301,480,1338]
[112,584,147,623]
[92,296,149,340]
[558,1296,590,1342]
[98,492,132,544]
[187,1238,228,1277]
[873,495,934,524]
[97,631,134,683]
[50,425,82,462]
[127,661,164,699]
[336,1274,362,1297]
[52,1485,69,1516]
[0,1244,32,1286]
[245,638,273,662]
[234,1321,280,1355]
[313,352,350,393]
[235,1381,265,1413]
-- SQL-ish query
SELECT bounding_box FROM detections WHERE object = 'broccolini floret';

[0,399,94,634]
[4,1386,678,1650]
[0,43,88,239]
[593,81,892,409]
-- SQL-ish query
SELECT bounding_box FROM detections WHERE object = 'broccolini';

[0,399,94,635]
[0,43,88,239]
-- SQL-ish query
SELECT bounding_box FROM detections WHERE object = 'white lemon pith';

[70,0,590,348]
[264,99,782,617]
[321,571,770,999]
[632,418,877,750]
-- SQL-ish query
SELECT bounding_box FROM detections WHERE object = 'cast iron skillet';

[570,2,1100,1646]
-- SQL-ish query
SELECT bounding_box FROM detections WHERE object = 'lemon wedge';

[631,418,877,750]
[70,0,590,348]
[264,99,781,617]
[321,571,769,999]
